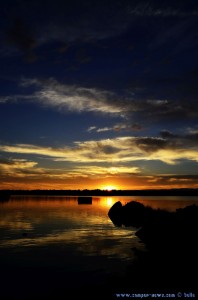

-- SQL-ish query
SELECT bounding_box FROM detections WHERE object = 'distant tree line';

[0,188,198,197]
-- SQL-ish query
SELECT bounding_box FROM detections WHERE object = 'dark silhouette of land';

[108,200,198,296]
[1,188,198,200]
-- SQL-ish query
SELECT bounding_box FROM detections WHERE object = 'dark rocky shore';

[107,201,198,298]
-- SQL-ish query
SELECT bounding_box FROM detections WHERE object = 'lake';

[0,195,197,299]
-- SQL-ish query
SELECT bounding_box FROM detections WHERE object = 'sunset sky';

[0,0,198,190]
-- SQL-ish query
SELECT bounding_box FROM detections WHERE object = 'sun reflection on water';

[105,197,113,207]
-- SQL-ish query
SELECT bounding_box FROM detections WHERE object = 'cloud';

[88,123,143,133]
[59,165,140,178]
[5,17,38,62]
[35,0,133,44]
[146,174,198,187]
[0,158,36,169]
[25,78,198,121]
[0,132,198,166]
[148,149,198,165]
[0,157,65,179]
[21,78,124,114]
[159,130,198,147]
[0,156,140,182]
[97,127,111,133]
[128,2,198,17]
[2,77,198,127]
[160,130,177,139]
[132,134,198,164]
[185,127,198,135]
[0,158,42,177]
[1,0,135,56]
[0,141,125,163]
[0,96,15,103]
[5,18,36,51]
[134,137,168,153]
[87,126,97,132]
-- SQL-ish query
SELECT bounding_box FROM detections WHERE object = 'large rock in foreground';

[108,200,198,292]
[108,200,198,250]
[108,200,146,227]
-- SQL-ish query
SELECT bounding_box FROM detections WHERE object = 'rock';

[108,200,198,251]
[108,200,198,292]
[108,201,123,226]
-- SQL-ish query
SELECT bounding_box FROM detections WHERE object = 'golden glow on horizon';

[0,137,198,191]
[101,185,117,191]
[0,174,198,190]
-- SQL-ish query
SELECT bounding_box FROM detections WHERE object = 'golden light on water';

[98,197,121,209]
[106,197,113,207]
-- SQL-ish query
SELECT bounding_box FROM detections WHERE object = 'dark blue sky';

[0,0,198,190]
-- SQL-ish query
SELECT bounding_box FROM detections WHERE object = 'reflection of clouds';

[75,229,136,260]
[2,196,197,267]
[0,197,138,262]
[0,226,137,261]
[0,219,33,231]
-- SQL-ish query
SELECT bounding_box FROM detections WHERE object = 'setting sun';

[101,185,117,191]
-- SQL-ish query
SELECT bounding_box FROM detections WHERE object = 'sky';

[0,0,198,190]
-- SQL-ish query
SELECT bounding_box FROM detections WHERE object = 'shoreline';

[1,188,198,197]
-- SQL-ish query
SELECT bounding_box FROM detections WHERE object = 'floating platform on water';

[78,196,92,204]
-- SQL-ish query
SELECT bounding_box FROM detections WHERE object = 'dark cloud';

[112,123,143,132]
[160,130,198,145]
[125,97,198,125]
[134,137,169,153]
[3,0,196,51]
[5,17,38,62]
[2,0,133,49]
[128,0,198,17]
[96,142,121,155]
[5,18,36,49]
[129,130,198,155]
[0,158,13,166]
[159,130,198,147]
[3,76,198,129]
[160,130,177,139]
[147,174,198,186]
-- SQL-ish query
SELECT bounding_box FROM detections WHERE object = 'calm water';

[0,195,197,298]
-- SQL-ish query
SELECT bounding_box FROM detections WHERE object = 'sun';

[102,185,117,191]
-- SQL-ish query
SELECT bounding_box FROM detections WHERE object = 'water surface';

[0,195,197,298]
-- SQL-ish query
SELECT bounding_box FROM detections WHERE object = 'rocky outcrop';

[108,200,198,291]
[108,200,198,250]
